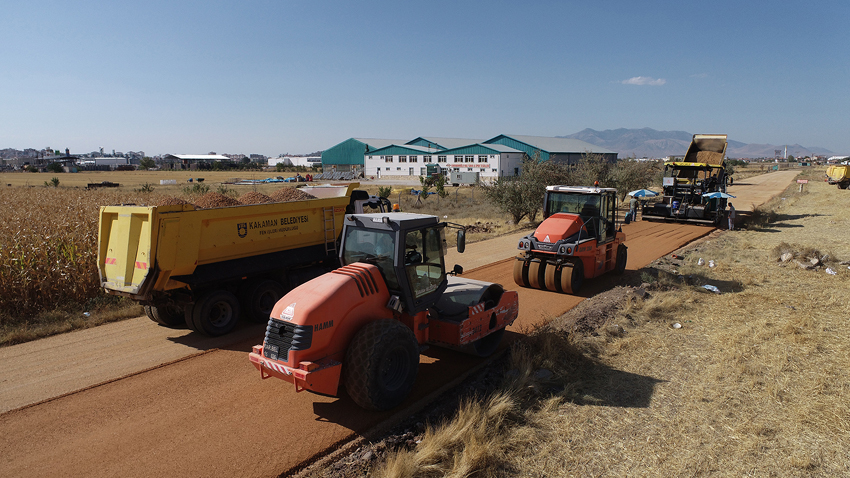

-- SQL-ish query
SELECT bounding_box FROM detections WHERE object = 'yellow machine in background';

[825,164,850,189]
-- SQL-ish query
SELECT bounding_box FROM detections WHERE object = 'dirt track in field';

[0,171,798,477]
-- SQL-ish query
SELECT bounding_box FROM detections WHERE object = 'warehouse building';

[483,134,617,164]
[320,138,405,172]
[352,134,617,181]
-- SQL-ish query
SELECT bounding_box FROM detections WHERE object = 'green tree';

[139,158,156,170]
[481,152,571,224]
[570,151,612,187]
[609,158,663,201]
[46,162,63,173]
[416,176,432,205]
[482,176,528,224]
[434,174,448,198]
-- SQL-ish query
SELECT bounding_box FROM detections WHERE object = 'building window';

[399,155,407,163]
[492,169,497,172]
[385,167,390,171]
[478,155,487,162]
[438,155,446,162]
[368,156,373,159]
[384,156,393,163]
[467,167,473,171]
[409,155,418,163]
[423,155,431,162]
[465,155,474,163]
[397,167,401,171]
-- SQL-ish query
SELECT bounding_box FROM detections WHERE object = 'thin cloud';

[621,76,666,86]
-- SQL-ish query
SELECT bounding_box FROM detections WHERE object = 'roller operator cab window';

[341,228,401,291]
[546,192,585,216]
[545,192,602,240]
[404,227,446,299]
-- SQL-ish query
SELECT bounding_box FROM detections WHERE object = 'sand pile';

[270,188,316,202]
[155,197,192,207]
[238,191,274,205]
[696,151,724,165]
[194,192,241,209]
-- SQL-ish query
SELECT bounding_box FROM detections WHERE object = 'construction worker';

[727,203,736,230]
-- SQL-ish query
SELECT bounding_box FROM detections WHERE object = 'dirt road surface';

[0,171,797,477]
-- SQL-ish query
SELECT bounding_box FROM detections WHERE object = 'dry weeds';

[370,178,850,477]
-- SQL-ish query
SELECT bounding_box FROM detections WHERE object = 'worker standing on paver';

[727,202,736,230]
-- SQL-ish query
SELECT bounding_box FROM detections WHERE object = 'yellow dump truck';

[97,184,389,336]
[825,165,850,189]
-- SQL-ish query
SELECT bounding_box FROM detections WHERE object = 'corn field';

[0,187,166,323]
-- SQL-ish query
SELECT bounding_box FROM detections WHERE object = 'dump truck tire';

[344,319,419,411]
[615,245,628,275]
[561,260,584,294]
[189,290,241,336]
[242,280,285,323]
[145,303,185,328]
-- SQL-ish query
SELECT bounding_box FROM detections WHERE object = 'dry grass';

[373,178,850,477]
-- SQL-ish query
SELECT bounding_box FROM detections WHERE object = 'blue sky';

[2,0,848,156]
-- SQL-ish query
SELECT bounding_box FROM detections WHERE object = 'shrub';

[378,186,393,199]
[183,183,210,195]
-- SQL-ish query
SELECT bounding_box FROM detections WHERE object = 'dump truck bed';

[97,185,357,300]
[677,134,728,167]
[826,165,850,182]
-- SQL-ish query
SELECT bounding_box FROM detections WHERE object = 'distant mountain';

[560,128,833,159]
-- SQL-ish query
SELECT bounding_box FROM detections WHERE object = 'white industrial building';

[363,143,525,181]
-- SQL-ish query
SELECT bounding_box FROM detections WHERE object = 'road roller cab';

[514,186,627,294]
[248,212,519,411]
